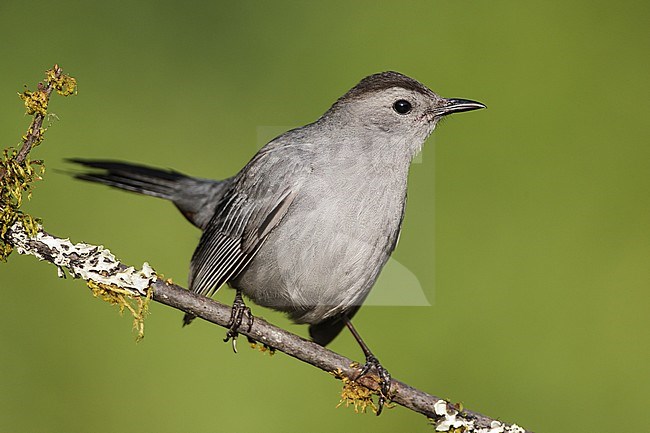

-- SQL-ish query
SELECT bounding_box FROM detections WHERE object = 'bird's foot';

[223,291,253,353]
[356,354,392,415]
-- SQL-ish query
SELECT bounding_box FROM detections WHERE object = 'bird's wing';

[188,187,297,297]
[188,143,307,298]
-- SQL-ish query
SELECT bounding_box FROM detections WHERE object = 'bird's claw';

[357,354,392,415]
[223,292,253,353]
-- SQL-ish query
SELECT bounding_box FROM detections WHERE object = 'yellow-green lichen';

[19,88,49,116]
[0,65,76,261]
[0,149,43,261]
[331,367,395,414]
[335,369,377,414]
[88,280,153,342]
[248,340,277,356]
[46,66,77,96]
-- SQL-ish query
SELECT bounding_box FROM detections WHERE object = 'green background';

[1,1,649,432]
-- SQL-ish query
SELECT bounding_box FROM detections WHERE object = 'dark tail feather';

[70,158,227,328]
[68,158,188,200]
[309,306,360,346]
[70,158,228,230]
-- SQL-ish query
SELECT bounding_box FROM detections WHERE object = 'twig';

[0,65,63,182]
[1,65,76,262]
[5,221,531,433]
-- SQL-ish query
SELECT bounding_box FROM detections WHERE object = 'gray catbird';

[71,71,484,412]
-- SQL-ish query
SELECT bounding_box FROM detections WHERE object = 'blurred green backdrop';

[1,1,649,432]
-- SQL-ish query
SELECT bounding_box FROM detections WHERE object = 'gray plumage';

[71,71,484,346]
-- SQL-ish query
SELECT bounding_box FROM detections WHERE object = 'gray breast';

[231,166,407,325]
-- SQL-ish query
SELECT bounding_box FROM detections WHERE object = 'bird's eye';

[393,99,412,115]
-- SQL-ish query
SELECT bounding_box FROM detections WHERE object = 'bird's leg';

[223,290,253,353]
[344,317,392,415]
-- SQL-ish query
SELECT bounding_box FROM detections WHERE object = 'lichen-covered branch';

[0,65,76,182]
[0,65,77,260]
[5,220,530,433]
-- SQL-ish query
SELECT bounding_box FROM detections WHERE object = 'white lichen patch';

[433,400,526,433]
[9,222,156,295]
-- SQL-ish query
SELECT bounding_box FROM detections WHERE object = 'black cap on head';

[340,71,434,102]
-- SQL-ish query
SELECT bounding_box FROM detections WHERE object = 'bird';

[70,71,485,413]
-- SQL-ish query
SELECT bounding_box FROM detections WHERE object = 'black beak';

[437,98,486,116]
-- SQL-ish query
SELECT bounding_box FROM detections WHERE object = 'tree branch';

[5,221,531,433]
